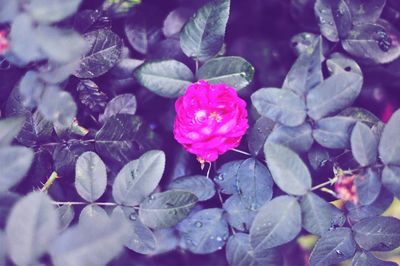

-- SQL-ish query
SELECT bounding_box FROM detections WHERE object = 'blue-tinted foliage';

[2,0,400,265]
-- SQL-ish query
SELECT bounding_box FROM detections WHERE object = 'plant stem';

[40,171,59,193]
[231,148,252,156]
[52,201,118,206]
[206,162,212,178]
[310,176,338,191]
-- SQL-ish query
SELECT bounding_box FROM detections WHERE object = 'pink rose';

[0,31,9,54]
[173,80,249,162]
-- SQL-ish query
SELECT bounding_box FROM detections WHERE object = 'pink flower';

[335,174,358,205]
[0,31,9,54]
[173,80,249,162]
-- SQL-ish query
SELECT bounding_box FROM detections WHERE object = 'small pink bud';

[335,174,358,205]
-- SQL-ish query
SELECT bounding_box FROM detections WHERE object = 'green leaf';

[326,52,362,76]
[124,4,162,54]
[250,196,301,253]
[75,152,107,202]
[16,110,54,147]
[0,231,5,265]
[6,192,59,266]
[177,208,229,254]
[382,165,400,199]
[264,143,311,196]
[314,0,339,42]
[226,233,283,266]
[251,88,307,127]
[35,26,87,63]
[352,251,397,266]
[236,158,273,210]
[0,116,25,147]
[38,86,77,128]
[282,36,323,96]
[180,0,230,61]
[74,29,123,78]
[112,207,157,255]
[9,14,44,64]
[342,21,400,64]
[100,94,137,122]
[379,109,400,165]
[139,190,198,229]
[168,175,215,201]
[223,195,256,231]
[95,114,161,165]
[0,0,18,23]
[309,227,356,266]
[112,150,166,206]
[57,205,75,232]
[247,116,275,156]
[313,116,356,149]
[267,123,314,153]
[79,204,109,225]
[49,213,130,266]
[26,0,82,24]
[135,60,194,98]
[352,216,400,251]
[351,122,378,166]
[0,146,34,192]
[356,169,381,206]
[196,56,254,91]
[306,72,363,120]
[300,192,345,236]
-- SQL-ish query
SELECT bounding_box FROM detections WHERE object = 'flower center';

[209,111,222,122]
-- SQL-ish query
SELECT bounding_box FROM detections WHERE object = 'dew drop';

[336,250,343,256]
[186,238,197,247]
[215,173,224,181]
[216,236,223,241]
[194,221,203,228]
[376,30,392,52]
[129,213,137,221]
[250,203,258,211]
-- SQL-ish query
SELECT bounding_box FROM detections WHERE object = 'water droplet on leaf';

[376,30,392,52]
[215,173,224,181]
[336,250,343,256]
[194,221,203,228]
[129,213,137,221]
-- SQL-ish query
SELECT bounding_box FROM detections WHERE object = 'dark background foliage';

[1,0,400,265]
